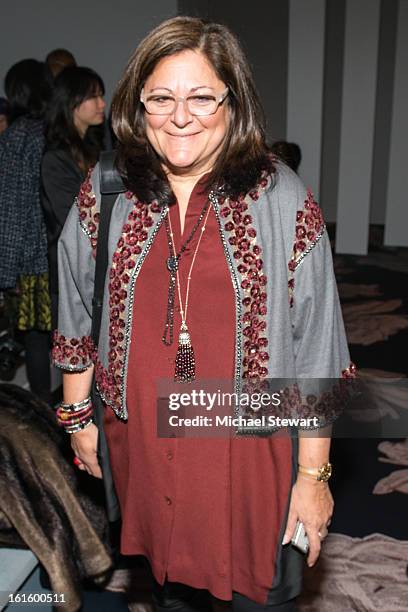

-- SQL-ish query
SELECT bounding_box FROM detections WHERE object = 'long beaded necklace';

[162,203,211,382]
[162,201,209,346]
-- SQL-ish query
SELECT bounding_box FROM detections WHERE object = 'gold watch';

[298,462,332,482]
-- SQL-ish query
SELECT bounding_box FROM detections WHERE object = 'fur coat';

[0,384,114,611]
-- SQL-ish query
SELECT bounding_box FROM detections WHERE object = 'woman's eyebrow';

[148,87,173,93]
[147,85,216,93]
[189,86,216,92]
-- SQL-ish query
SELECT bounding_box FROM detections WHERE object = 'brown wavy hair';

[111,16,273,205]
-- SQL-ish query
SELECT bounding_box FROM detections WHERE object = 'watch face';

[318,463,332,482]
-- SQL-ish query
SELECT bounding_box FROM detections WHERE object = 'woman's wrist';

[297,472,328,487]
[298,461,332,483]
[56,395,94,433]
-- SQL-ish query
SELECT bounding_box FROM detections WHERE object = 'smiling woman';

[111,18,272,208]
[141,51,229,177]
[53,16,353,612]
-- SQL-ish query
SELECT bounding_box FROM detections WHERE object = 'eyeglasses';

[140,88,229,116]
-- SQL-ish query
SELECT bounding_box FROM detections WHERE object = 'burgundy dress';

[103,179,293,604]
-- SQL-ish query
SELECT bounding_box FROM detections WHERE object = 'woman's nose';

[171,98,193,127]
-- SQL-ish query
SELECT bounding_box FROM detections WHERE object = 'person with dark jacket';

[0,59,52,403]
[41,66,105,328]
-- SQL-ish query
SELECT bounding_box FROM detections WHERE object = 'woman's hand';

[70,423,102,479]
[282,475,333,567]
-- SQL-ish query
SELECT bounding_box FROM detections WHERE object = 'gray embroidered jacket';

[52,161,354,421]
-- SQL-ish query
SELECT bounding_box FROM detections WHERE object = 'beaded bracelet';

[64,417,94,434]
[59,397,92,412]
[59,413,94,434]
[56,396,94,433]
[56,403,93,419]
[56,407,94,426]
[56,406,93,424]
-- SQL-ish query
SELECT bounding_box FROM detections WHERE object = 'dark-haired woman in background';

[0,59,52,403]
[41,66,105,328]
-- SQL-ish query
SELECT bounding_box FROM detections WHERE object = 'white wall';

[335,0,380,254]
[287,0,325,199]
[384,0,408,247]
[0,0,178,104]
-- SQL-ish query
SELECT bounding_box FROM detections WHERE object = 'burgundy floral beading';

[288,190,325,307]
[278,378,352,428]
[220,180,271,381]
[341,362,357,378]
[52,330,95,371]
[76,168,99,257]
[94,195,157,415]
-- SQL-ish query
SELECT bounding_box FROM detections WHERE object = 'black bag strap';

[91,151,125,346]
[90,151,125,524]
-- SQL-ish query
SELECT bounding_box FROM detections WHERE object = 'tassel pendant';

[175,322,196,383]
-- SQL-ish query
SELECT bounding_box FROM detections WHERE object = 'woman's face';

[143,50,229,175]
[73,90,106,136]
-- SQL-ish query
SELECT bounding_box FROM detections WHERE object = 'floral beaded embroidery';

[266,379,349,429]
[52,331,95,371]
[220,193,269,381]
[278,379,352,428]
[288,189,325,307]
[238,376,353,431]
[216,169,276,383]
[75,168,100,257]
[93,196,158,416]
[341,362,357,379]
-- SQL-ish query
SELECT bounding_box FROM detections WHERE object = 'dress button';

[164,496,172,505]
[166,451,173,460]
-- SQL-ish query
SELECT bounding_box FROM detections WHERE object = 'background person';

[270,140,302,174]
[0,59,52,404]
[41,66,105,329]
[53,17,353,611]
[45,48,77,78]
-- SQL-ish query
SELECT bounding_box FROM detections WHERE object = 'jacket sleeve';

[290,232,352,378]
[287,187,355,426]
[51,167,99,371]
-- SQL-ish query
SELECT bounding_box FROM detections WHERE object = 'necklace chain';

[164,201,210,274]
[168,205,211,325]
[162,190,217,383]
[162,200,210,346]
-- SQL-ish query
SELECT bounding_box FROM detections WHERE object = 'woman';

[52,17,354,611]
[0,59,52,403]
[41,66,105,328]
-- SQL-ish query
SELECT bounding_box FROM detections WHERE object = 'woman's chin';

[165,153,197,170]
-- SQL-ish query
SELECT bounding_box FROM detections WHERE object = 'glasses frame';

[140,87,229,116]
